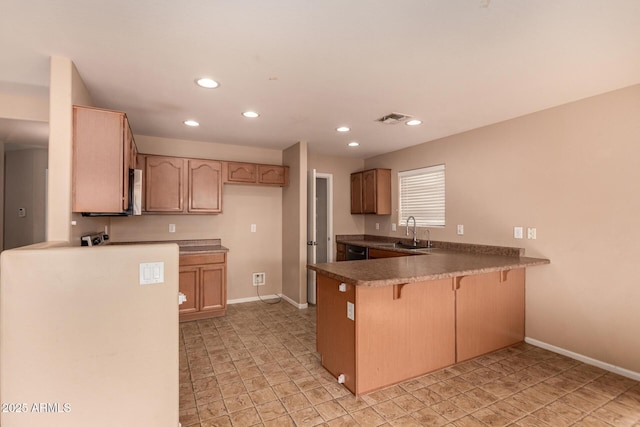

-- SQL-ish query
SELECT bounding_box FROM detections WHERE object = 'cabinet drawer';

[179,253,226,266]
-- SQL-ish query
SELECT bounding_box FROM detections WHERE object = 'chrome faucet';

[406,216,417,246]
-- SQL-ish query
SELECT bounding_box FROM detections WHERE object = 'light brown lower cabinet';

[316,268,525,395]
[179,253,227,321]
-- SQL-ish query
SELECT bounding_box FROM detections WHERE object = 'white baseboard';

[525,337,640,381]
[280,293,308,309]
[227,294,309,309]
[227,295,281,305]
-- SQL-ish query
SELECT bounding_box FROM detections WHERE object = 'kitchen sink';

[374,242,436,251]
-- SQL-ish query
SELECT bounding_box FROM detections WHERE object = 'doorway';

[307,170,333,304]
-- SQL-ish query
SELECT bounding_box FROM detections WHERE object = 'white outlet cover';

[391,223,397,231]
[347,302,355,321]
[457,224,464,235]
[527,227,537,239]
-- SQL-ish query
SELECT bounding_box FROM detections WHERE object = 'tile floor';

[180,300,640,427]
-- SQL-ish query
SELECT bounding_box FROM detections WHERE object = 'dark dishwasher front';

[345,244,368,260]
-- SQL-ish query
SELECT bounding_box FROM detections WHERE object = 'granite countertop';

[308,235,549,287]
[112,239,229,255]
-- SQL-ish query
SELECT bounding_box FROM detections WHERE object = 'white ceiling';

[1,0,639,159]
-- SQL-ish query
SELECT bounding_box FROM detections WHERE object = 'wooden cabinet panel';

[350,169,390,215]
[179,253,227,321]
[316,274,455,396]
[455,269,525,362]
[145,156,185,212]
[356,279,455,394]
[200,265,226,312]
[350,173,363,214]
[72,106,126,213]
[226,162,257,183]
[188,159,222,213]
[362,169,377,214]
[178,267,199,314]
[258,164,288,186]
[336,243,346,262]
[368,248,412,259]
[317,275,356,392]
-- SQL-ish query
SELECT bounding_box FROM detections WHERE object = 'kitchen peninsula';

[307,238,549,396]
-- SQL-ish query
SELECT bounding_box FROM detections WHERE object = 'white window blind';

[398,164,445,227]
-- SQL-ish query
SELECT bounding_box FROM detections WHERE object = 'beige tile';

[249,387,278,405]
[572,415,617,427]
[304,386,334,405]
[255,400,287,422]
[263,414,297,427]
[430,399,468,421]
[324,414,359,426]
[350,407,387,426]
[199,399,228,421]
[372,399,406,421]
[281,392,313,412]
[335,394,369,412]
[228,407,261,426]
[315,399,348,421]
[180,302,640,427]
[290,407,325,427]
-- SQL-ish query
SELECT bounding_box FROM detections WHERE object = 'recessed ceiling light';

[405,119,422,126]
[348,141,359,147]
[336,126,350,132]
[242,111,259,118]
[195,78,219,89]
[184,120,200,127]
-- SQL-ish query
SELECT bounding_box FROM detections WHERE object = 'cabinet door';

[188,159,222,213]
[455,269,525,362]
[258,165,288,186]
[179,266,199,314]
[350,172,363,214]
[362,169,377,214]
[227,162,257,183]
[200,264,226,312]
[72,106,125,213]
[145,156,185,212]
[336,243,346,261]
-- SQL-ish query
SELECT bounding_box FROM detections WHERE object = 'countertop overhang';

[308,246,549,287]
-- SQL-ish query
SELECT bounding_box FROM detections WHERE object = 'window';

[398,164,445,227]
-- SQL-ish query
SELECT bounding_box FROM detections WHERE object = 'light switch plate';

[140,262,164,285]
[514,226,523,239]
[527,227,537,239]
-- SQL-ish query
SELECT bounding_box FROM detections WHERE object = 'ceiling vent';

[375,112,413,125]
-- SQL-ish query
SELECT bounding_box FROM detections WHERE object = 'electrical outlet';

[375,223,380,230]
[252,272,266,286]
[169,224,176,233]
[251,224,257,233]
[391,223,397,231]
[457,224,464,235]
[514,226,523,239]
[527,227,537,239]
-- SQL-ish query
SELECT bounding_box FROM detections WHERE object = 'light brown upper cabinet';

[72,105,137,213]
[350,168,391,215]
[188,159,222,213]
[143,155,222,214]
[224,162,289,186]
